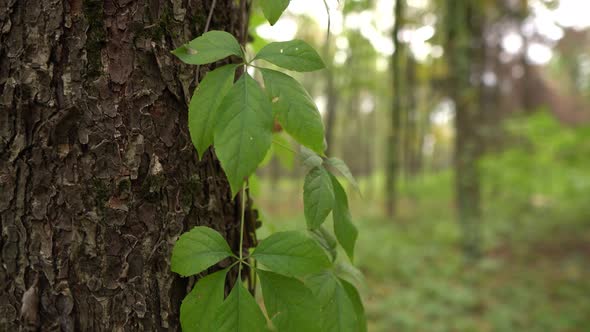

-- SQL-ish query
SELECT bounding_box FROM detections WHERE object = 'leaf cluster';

[172,226,365,332]
[170,3,366,330]
[173,30,326,196]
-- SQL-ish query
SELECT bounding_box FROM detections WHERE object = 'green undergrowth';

[256,169,590,332]
[254,112,590,331]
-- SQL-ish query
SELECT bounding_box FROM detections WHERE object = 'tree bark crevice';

[0,0,254,330]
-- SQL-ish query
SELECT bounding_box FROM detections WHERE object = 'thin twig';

[323,0,331,43]
[240,0,248,45]
[238,184,247,278]
[204,0,217,32]
[196,0,218,82]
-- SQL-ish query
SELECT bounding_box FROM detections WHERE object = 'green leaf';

[254,40,325,72]
[305,272,359,332]
[300,146,324,168]
[334,261,367,295]
[180,269,228,332]
[213,281,269,332]
[189,64,237,159]
[171,227,234,277]
[261,69,325,154]
[252,231,331,277]
[172,31,243,65]
[260,0,290,25]
[261,133,295,169]
[304,167,335,229]
[214,74,273,196]
[257,270,321,332]
[340,278,367,332]
[329,174,358,261]
[326,158,360,194]
[249,174,261,197]
[273,133,295,170]
[309,226,338,262]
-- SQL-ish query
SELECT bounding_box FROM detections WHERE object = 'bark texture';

[0,0,255,330]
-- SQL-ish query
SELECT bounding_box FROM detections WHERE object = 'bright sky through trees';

[257,0,590,65]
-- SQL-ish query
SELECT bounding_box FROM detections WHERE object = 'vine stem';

[247,63,265,70]
[196,0,217,82]
[323,0,331,42]
[238,183,247,278]
[204,0,217,33]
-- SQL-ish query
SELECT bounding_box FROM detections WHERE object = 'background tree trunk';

[445,0,484,259]
[385,0,404,218]
[323,37,337,156]
[0,0,254,330]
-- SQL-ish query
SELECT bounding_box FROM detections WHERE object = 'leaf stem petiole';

[238,183,247,278]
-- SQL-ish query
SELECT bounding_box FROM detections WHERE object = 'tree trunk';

[404,56,418,177]
[0,0,255,330]
[445,0,484,259]
[385,0,403,218]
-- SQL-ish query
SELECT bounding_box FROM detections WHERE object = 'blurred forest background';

[249,0,590,331]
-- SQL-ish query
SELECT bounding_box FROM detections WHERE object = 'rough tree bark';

[0,0,256,330]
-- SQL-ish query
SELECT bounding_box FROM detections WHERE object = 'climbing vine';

[170,2,366,331]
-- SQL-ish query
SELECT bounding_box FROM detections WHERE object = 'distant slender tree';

[322,9,338,155]
[445,0,485,258]
[404,55,418,177]
[324,63,338,155]
[385,0,405,217]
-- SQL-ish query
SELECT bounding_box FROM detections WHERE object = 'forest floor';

[255,176,590,332]
[357,215,590,332]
